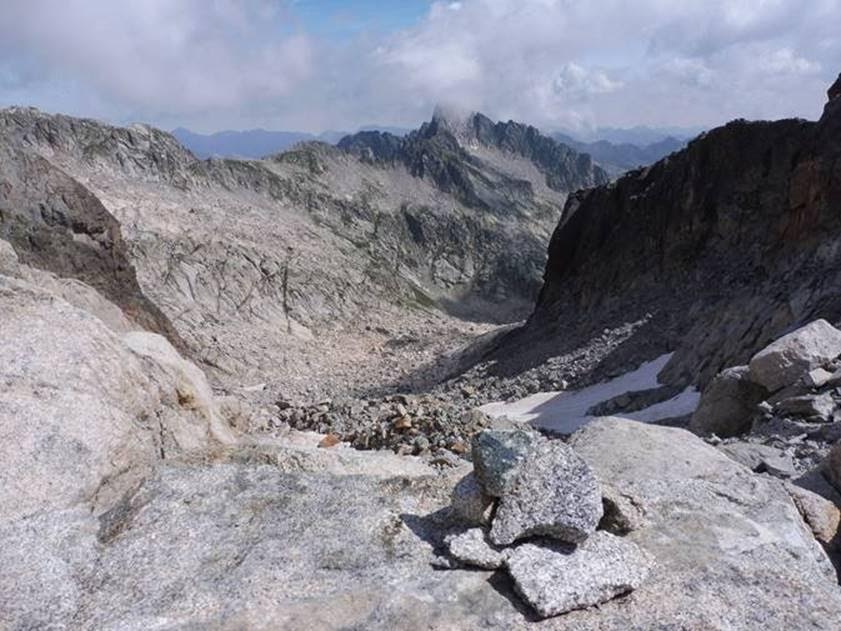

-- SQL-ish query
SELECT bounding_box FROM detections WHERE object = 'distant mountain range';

[172,121,701,174]
[552,133,688,177]
[171,125,412,159]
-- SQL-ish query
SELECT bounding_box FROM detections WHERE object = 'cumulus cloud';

[0,0,839,132]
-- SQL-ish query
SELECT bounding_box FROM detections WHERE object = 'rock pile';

[689,319,841,562]
[275,394,492,456]
[443,428,654,618]
[691,319,841,484]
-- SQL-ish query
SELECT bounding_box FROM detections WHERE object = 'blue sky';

[291,0,431,38]
[0,1,839,134]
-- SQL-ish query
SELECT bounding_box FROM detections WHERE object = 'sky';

[0,0,839,135]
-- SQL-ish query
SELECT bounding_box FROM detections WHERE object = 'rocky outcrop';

[498,72,841,392]
[0,142,184,348]
[567,417,841,627]
[0,274,235,525]
[4,292,840,631]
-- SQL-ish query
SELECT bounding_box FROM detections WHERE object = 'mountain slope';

[489,72,841,391]
[0,106,605,400]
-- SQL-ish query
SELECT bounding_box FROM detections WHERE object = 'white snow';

[479,353,700,434]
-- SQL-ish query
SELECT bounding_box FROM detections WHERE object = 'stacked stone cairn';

[444,428,654,618]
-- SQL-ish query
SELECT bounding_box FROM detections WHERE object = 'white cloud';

[0,0,839,132]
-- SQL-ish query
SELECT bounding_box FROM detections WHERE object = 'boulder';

[444,528,507,569]
[749,319,841,392]
[505,531,653,619]
[490,440,602,546]
[471,428,543,497]
[689,365,767,437]
[759,452,798,479]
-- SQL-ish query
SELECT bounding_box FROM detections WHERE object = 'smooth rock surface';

[567,417,841,628]
[472,429,543,497]
[490,440,602,545]
[749,320,841,392]
[0,275,233,524]
[689,365,767,437]
[505,531,653,619]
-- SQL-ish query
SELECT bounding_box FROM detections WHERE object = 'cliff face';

[515,72,841,387]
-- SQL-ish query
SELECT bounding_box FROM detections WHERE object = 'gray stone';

[760,452,798,479]
[804,367,835,388]
[718,442,787,471]
[490,440,602,546]
[445,528,507,569]
[450,472,494,526]
[749,319,841,392]
[775,393,836,421]
[689,365,768,437]
[505,531,654,619]
[471,429,543,497]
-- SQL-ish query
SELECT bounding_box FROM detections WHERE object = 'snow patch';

[479,353,700,434]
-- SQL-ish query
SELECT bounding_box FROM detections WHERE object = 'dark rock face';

[0,143,185,350]
[506,72,841,389]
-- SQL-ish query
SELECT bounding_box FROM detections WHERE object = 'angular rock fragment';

[775,393,836,421]
[505,531,653,619]
[599,484,647,534]
[471,429,543,497]
[759,452,798,479]
[749,319,841,392]
[444,528,507,569]
[689,365,767,437]
[450,472,494,526]
[786,483,841,550]
[490,440,602,545]
[803,367,834,388]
